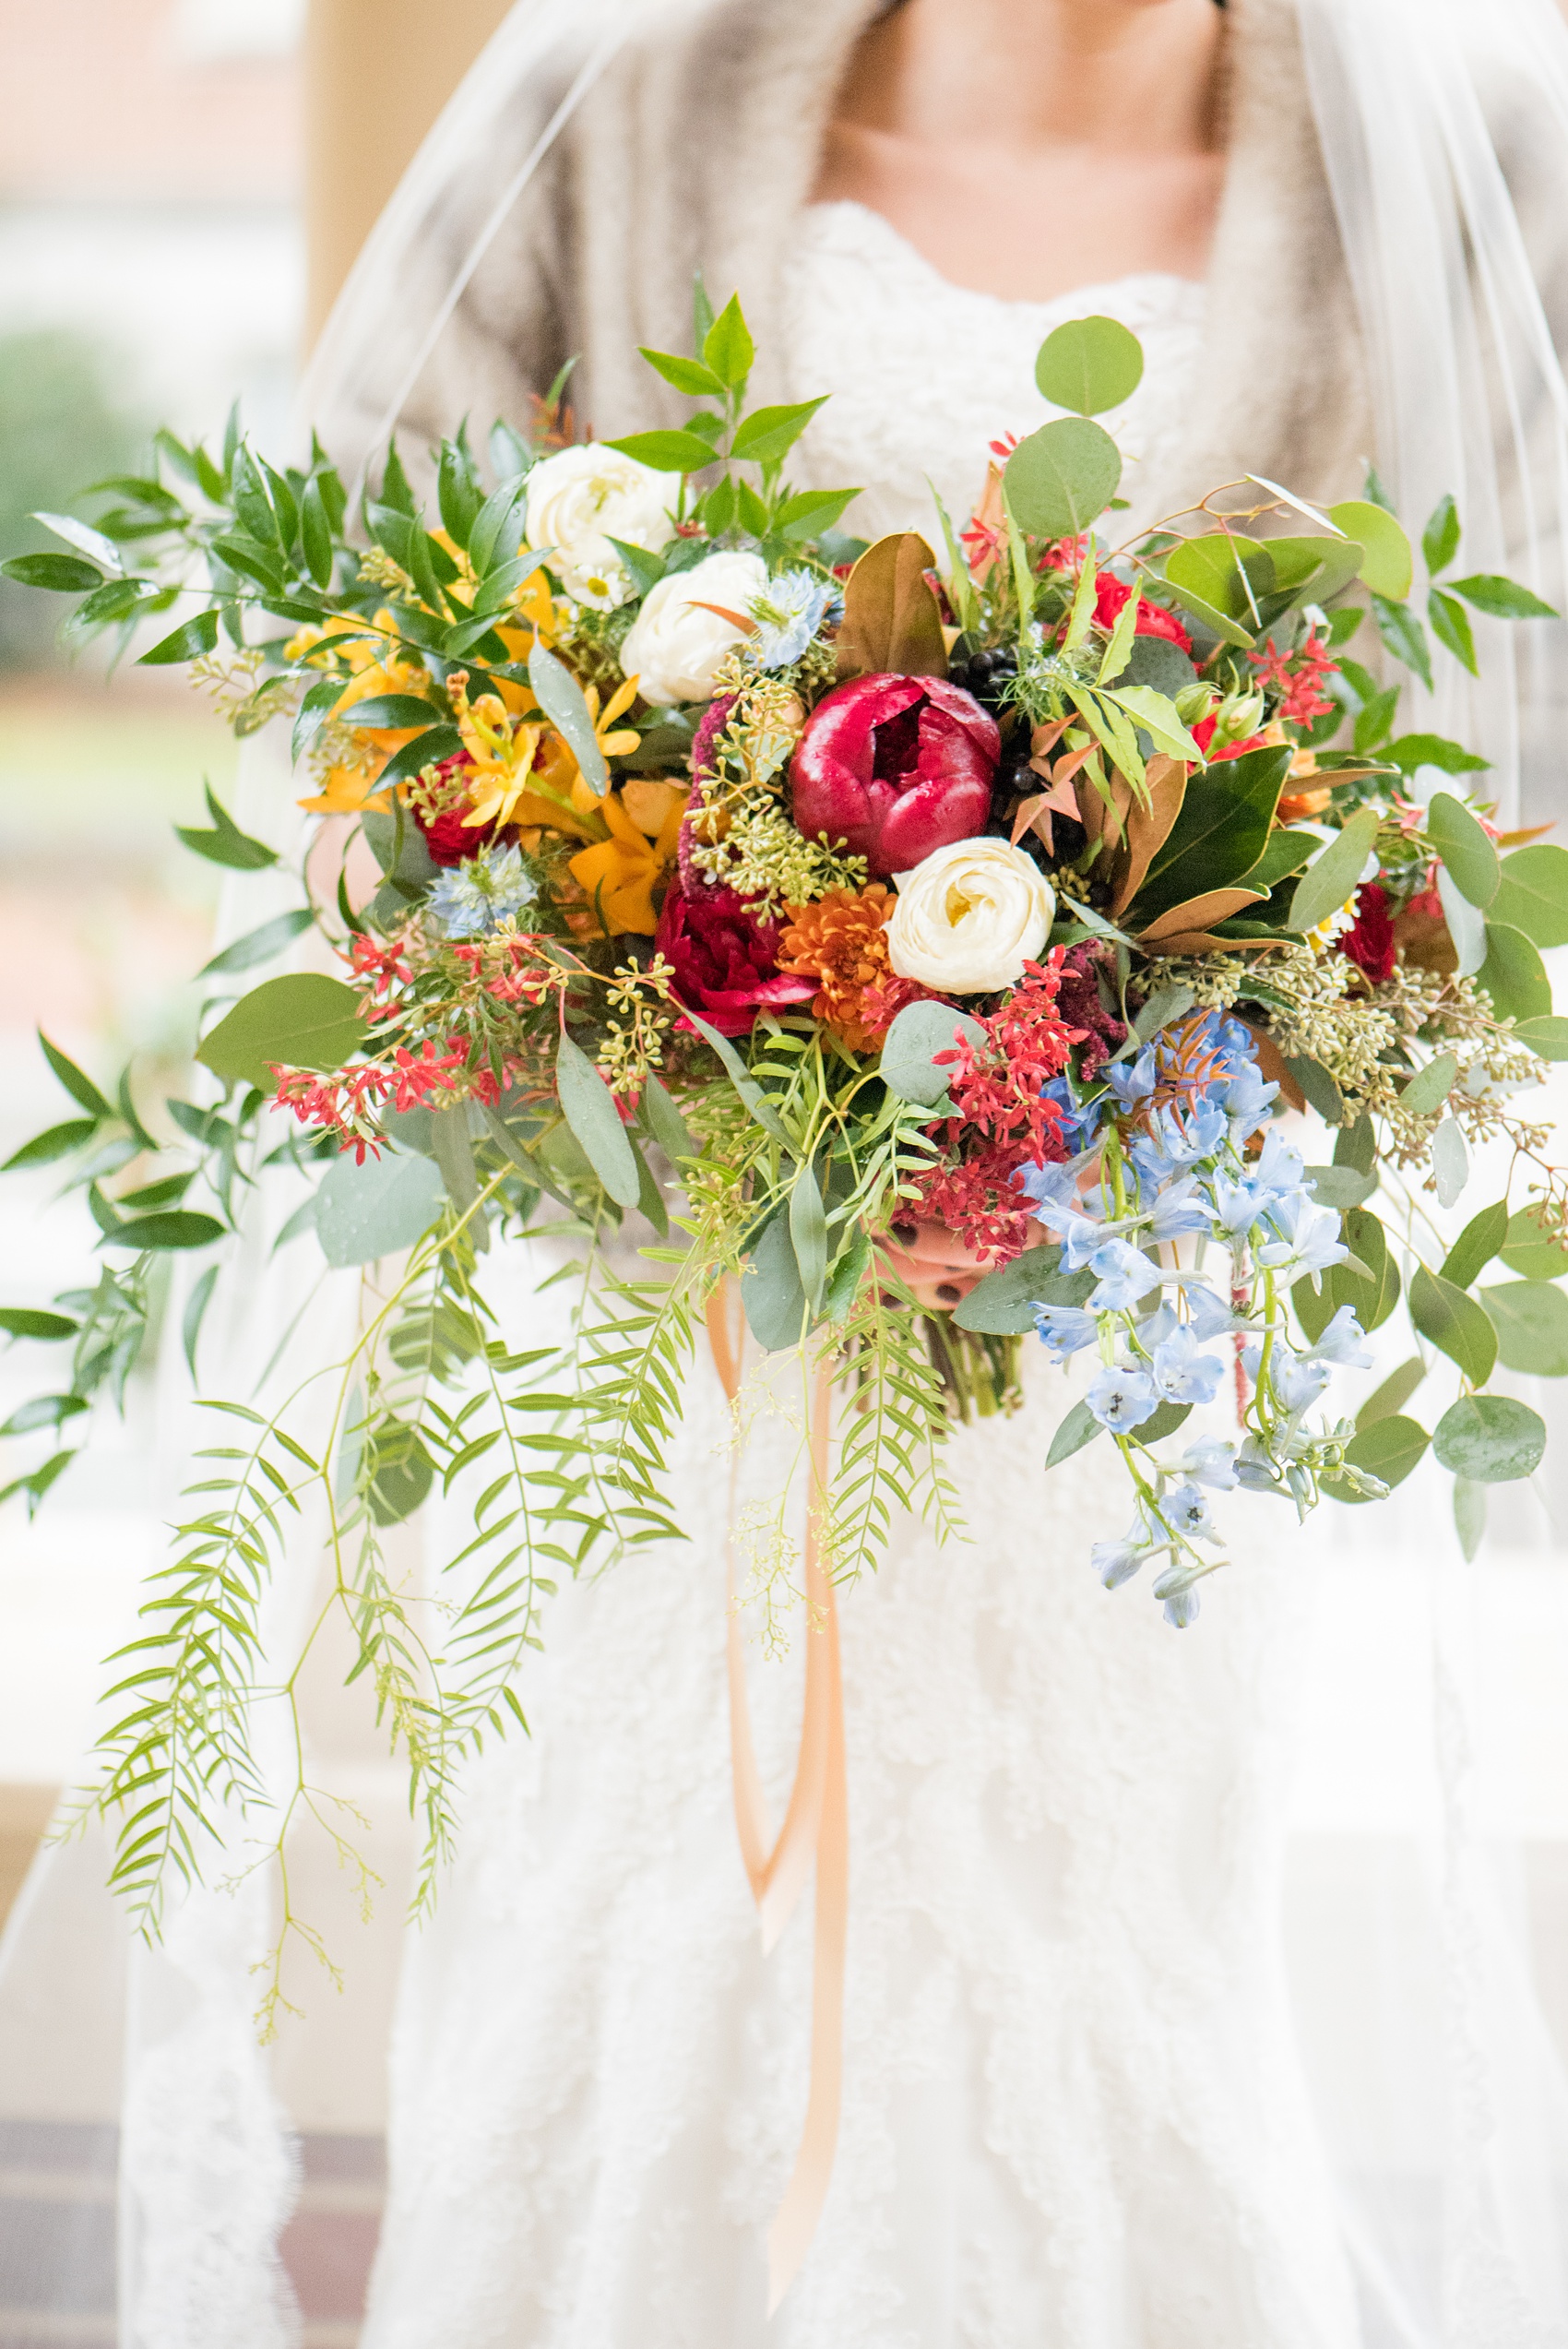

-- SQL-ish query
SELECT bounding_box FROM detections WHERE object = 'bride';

[6,1,1568,2343]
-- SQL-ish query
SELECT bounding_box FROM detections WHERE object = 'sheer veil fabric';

[5,2,1568,2343]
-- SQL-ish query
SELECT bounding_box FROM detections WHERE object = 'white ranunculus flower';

[524,444,674,610]
[888,839,1056,995]
[618,550,770,707]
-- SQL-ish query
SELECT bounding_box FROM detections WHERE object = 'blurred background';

[0,13,507,2331]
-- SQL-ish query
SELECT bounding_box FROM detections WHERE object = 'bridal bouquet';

[6,292,1567,1929]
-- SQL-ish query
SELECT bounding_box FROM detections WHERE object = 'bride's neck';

[813,0,1227,303]
[836,0,1224,159]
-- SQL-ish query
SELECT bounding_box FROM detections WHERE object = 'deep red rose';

[410,754,495,867]
[654,876,815,1037]
[1094,575,1194,657]
[1338,881,1396,984]
[790,674,998,881]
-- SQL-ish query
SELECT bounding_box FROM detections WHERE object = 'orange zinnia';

[777,886,906,1053]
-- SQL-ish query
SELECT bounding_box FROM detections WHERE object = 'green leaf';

[1156,573,1257,650]
[604,536,668,600]
[315,1149,445,1268]
[1450,572,1557,621]
[1442,1198,1509,1291]
[197,908,314,978]
[606,429,721,474]
[338,692,443,731]
[1501,1207,1568,1282]
[1163,532,1273,628]
[1324,1414,1429,1504]
[1334,1115,1377,1175]
[1357,1358,1425,1428]
[1426,791,1500,907]
[1515,1015,1568,1062]
[1480,1281,1568,1376]
[373,725,465,792]
[1240,829,1318,894]
[740,1208,810,1353]
[1294,1207,1400,1338]
[955,1244,1095,1337]
[731,399,829,467]
[1409,1263,1498,1386]
[1432,1393,1546,1482]
[1287,805,1381,936]
[37,1032,114,1121]
[529,639,608,794]
[0,1394,89,1439]
[703,293,755,389]
[1423,494,1462,577]
[175,781,278,871]
[181,1263,219,1378]
[1477,922,1550,1022]
[1105,684,1203,763]
[683,1013,790,1141]
[1382,733,1490,777]
[1490,845,1568,949]
[789,1163,828,1310]
[1352,686,1400,753]
[436,442,483,551]
[1326,500,1413,601]
[638,346,726,398]
[1428,588,1479,676]
[1399,1050,1459,1115]
[99,1211,226,1253]
[640,1074,697,1164]
[1135,745,1289,920]
[0,1308,78,1341]
[879,1000,987,1110]
[1372,593,1433,688]
[30,511,125,574]
[367,1419,434,1525]
[300,476,334,589]
[1454,1475,1487,1561]
[468,477,529,579]
[137,609,220,666]
[555,1034,640,1208]
[774,487,860,542]
[196,974,368,1092]
[1303,1163,1377,1210]
[1,551,103,591]
[1034,316,1145,415]
[1004,417,1123,541]
[823,1226,873,1324]
[1045,1397,1102,1470]
[1139,1401,1194,1446]
[1285,1055,1346,1126]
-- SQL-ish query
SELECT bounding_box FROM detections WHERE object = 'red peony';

[790,674,998,881]
[1338,881,1396,984]
[410,754,495,867]
[1094,575,1194,657]
[653,876,814,1038]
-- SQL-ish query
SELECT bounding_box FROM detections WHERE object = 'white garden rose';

[887,838,1056,995]
[523,444,674,610]
[618,550,770,707]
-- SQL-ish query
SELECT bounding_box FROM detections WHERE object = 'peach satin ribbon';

[704,1286,848,2315]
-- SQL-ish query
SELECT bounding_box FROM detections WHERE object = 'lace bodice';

[783,200,1207,547]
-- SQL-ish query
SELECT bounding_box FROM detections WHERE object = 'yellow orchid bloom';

[297,763,395,817]
[567,783,685,937]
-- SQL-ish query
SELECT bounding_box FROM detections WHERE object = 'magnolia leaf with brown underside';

[1134,887,1269,944]
[1240,1019,1305,1113]
[1110,757,1189,917]
[835,532,947,680]
[1075,765,1134,853]
[1141,928,1292,956]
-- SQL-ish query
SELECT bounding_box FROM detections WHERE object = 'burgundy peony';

[1338,881,1396,984]
[410,753,495,868]
[789,673,998,881]
[654,876,815,1037]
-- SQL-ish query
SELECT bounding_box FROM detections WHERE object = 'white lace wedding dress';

[355,204,1361,2349]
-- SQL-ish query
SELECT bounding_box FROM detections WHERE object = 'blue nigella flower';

[427,844,538,939]
[747,569,842,669]
[1163,1480,1218,1541]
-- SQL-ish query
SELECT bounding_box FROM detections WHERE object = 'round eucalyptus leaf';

[1491,844,1568,948]
[1500,1207,1568,1282]
[1326,500,1414,601]
[1324,1413,1429,1505]
[1035,316,1145,417]
[1432,1393,1546,1483]
[1514,1016,1568,1062]
[1479,1280,1568,1376]
[1426,790,1500,910]
[740,1208,811,1353]
[1477,921,1551,1023]
[1004,418,1123,542]
[880,1001,987,1109]
[315,1150,446,1269]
